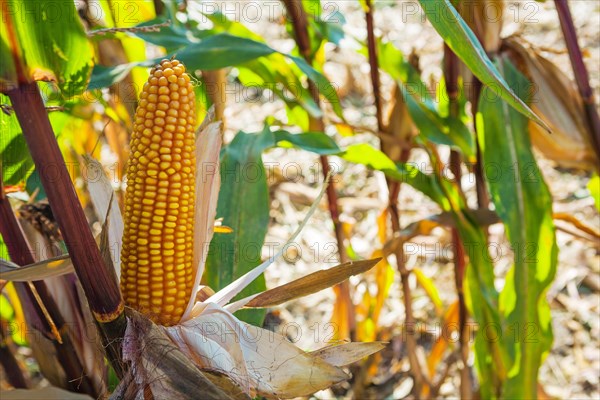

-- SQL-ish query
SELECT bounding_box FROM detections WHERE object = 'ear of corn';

[121,59,196,326]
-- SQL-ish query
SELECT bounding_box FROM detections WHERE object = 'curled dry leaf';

[186,119,223,319]
[165,302,382,399]
[83,155,123,275]
[116,308,246,400]
[382,83,417,162]
[243,258,382,309]
[309,342,387,367]
[0,255,73,282]
[502,37,597,169]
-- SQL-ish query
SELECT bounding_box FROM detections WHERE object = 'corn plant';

[1,0,598,399]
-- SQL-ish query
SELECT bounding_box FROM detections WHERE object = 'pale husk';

[184,120,223,320]
[166,302,378,399]
[503,37,597,169]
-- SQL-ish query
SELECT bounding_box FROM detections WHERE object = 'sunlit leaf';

[204,129,273,326]
[88,33,343,119]
[373,41,474,159]
[413,267,443,316]
[0,96,31,185]
[341,143,447,207]
[417,0,549,131]
[477,57,557,398]
[0,0,93,94]
[274,130,341,155]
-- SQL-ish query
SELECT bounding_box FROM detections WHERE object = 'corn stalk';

[5,82,127,378]
[362,0,428,395]
[281,0,355,339]
[443,44,473,399]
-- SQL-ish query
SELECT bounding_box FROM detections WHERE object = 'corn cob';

[121,59,196,326]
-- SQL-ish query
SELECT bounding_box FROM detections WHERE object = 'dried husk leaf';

[83,156,124,275]
[165,302,359,399]
[382,84,417,162]
[0,255,72,281]
[0,204,124,283]
[102,116,130,180]
[309,342,387,367]
[202,70,227,122]
[119,308,245,400]
[16,219,107,396]
[241,258,382,309]
[184,119,223,320]
[502,37,597,169]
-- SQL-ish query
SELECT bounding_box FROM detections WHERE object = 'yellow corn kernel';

[121,59,196,326]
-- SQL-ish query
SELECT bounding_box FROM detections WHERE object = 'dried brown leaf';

[503,37,597,169]
[382,84,417,162]
[120,309,245,400]
[83,155,123,275]
[245,258,381,308]
[0,255,72,282]
[309,342,387,367]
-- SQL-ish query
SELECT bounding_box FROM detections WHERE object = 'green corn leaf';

[0,94,72,185]
[204,129,275,326]
[477,57,557,399]
[274,131,340,155]
[238,55,322,119]
[0,97,31,185]
[374,41,474,159]
[88,32,343,118]
[340,143,448,207]
[0,0,93,95]
[417,0,549,131]
[342,139,505,397]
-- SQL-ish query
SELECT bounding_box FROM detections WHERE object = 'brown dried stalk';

[281,0,355,338]
[0,328,30,388]
[5,82,127,378]
[444,44,473,399]
[362,0,429,394]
